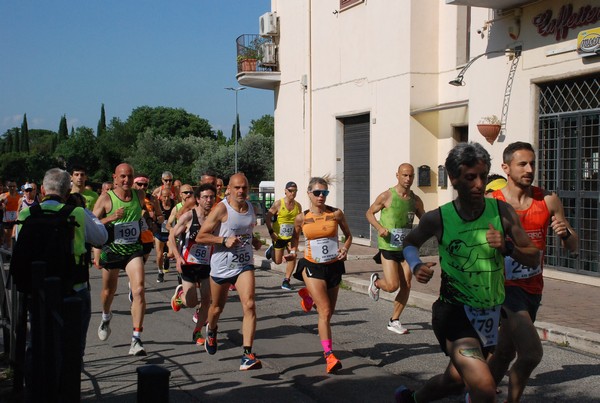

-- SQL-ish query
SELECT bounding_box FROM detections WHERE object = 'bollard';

[136,364,170,403]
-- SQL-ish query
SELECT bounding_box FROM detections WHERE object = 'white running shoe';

[387,320,409,334]
[368,273,380,301]
[98,315,112,341]
[129,337,147,356]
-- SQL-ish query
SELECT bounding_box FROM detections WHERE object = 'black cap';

[285,181,297,189]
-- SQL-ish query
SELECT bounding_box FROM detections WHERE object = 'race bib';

[309,237,338,263]
[464,305,501,347]
[185,244,212,265]
[3,211,17,222]
[226,234,254,270]
[504,256,542,280]
[160,221,169,234]
[279,223,294,238]
[113,221,140,245]
[389,228,411,248]
[140,218,149,232]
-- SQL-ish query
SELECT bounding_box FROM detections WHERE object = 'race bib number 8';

[114,221,140,245]
[309,237,338,263]
[390,228,410,248]
[504,256,542,280]
[464,305,501,347]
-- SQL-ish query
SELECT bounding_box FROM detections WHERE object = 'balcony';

[235,34,281,90]
[445,0,539,10]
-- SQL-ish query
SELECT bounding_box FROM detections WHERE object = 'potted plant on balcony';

[238,37,264,72]
[477,115,501,145]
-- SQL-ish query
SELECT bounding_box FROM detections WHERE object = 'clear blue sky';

[0,0,273,137]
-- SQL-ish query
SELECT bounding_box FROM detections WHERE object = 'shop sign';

[533,4,600,41]
[577,26,600,57]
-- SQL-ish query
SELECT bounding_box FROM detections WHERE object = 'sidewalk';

[256,224,600,356]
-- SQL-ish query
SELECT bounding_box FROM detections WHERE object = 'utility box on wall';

[418,165,431,187]
[438,165,447,188]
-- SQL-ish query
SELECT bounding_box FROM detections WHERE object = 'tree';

[54,127,99,172]
[12,128,20,153]
[248,114,274,137]
[21,114,30,152]
[58,115,69,142]
[237,132,274,186]
[97,103,107,137]
[126,106,215,140]
[230,114,241,144]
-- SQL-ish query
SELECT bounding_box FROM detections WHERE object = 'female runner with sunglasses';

[291,176,353,374]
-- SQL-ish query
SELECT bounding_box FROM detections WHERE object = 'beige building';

[237,0,600,276]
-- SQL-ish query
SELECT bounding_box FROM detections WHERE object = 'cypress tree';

[97,103,107,137]
[58,115,69,141]
[21,114,30,152]
[12,128,20,152]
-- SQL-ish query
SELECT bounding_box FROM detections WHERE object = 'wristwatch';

[502,240,515,257]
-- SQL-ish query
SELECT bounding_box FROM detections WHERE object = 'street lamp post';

[225,86,246,173]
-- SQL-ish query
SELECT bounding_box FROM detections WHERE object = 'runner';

[488,141,578,402]
[71,165,99,210]
[93,163,148,356]
[133,174,163,264]
[0,180,20,249]
[195,173,263,370]
[290,176,353,374]
[366,163,425,334]
[394,142,539,403]
[152,171,176,200]
[17,183,39,214]
[168,183,217,345]
[265,181,303,290]
[155,188,176,282]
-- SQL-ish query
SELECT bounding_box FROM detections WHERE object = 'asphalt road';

[80,262,600,402]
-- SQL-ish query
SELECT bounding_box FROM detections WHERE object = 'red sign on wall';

[533,4,600,41]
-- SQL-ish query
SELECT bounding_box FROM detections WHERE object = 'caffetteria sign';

[577,27,600,57]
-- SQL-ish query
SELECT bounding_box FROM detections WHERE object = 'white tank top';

[210,198,256,278]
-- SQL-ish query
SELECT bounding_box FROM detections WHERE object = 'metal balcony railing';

[236,34,278,73]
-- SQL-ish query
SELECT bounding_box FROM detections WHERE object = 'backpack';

[9,203,80,295]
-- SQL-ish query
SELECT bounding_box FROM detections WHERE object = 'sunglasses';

[135,183,148,187]
[311,190,329,197]
[181,190,194,195]
[163,178,173,182]
[286,188,297,193]
[24,189,33,192]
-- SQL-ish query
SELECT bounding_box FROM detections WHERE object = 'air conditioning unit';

[261,42,277,66]
[259,12,278,37]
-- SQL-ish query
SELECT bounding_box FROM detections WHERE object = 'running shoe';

[98,315,112,341]
[240,353,262,370]
[128,282,133,303]
[298,287,313,312]
[193,329,205,345]
[171,284,184,312]
[204,324,218,355]
[394,386,415,403]
[324,351,342,374]
[265,244,273,260]
[281,279,293,291]
[229,284,237,291]
[192,309,199,323]
[368,272,380,301]
[387,320,409,335]
[129,337,147,356]
[162,251,170,272]
[157,271,164,283]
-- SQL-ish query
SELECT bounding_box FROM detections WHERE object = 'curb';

[257,255,600,357]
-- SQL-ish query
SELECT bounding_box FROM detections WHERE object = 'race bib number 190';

[114,221,140,245]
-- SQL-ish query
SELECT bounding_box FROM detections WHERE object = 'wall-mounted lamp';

[449,46,522,86]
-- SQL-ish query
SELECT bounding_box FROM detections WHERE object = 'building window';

[456,6,471,66]
[538,75,600,275]
[340,0,364,12]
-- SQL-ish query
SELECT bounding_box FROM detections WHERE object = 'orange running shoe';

[298,287,313,312]
[325,351,342,374]
[171,285,184,312]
